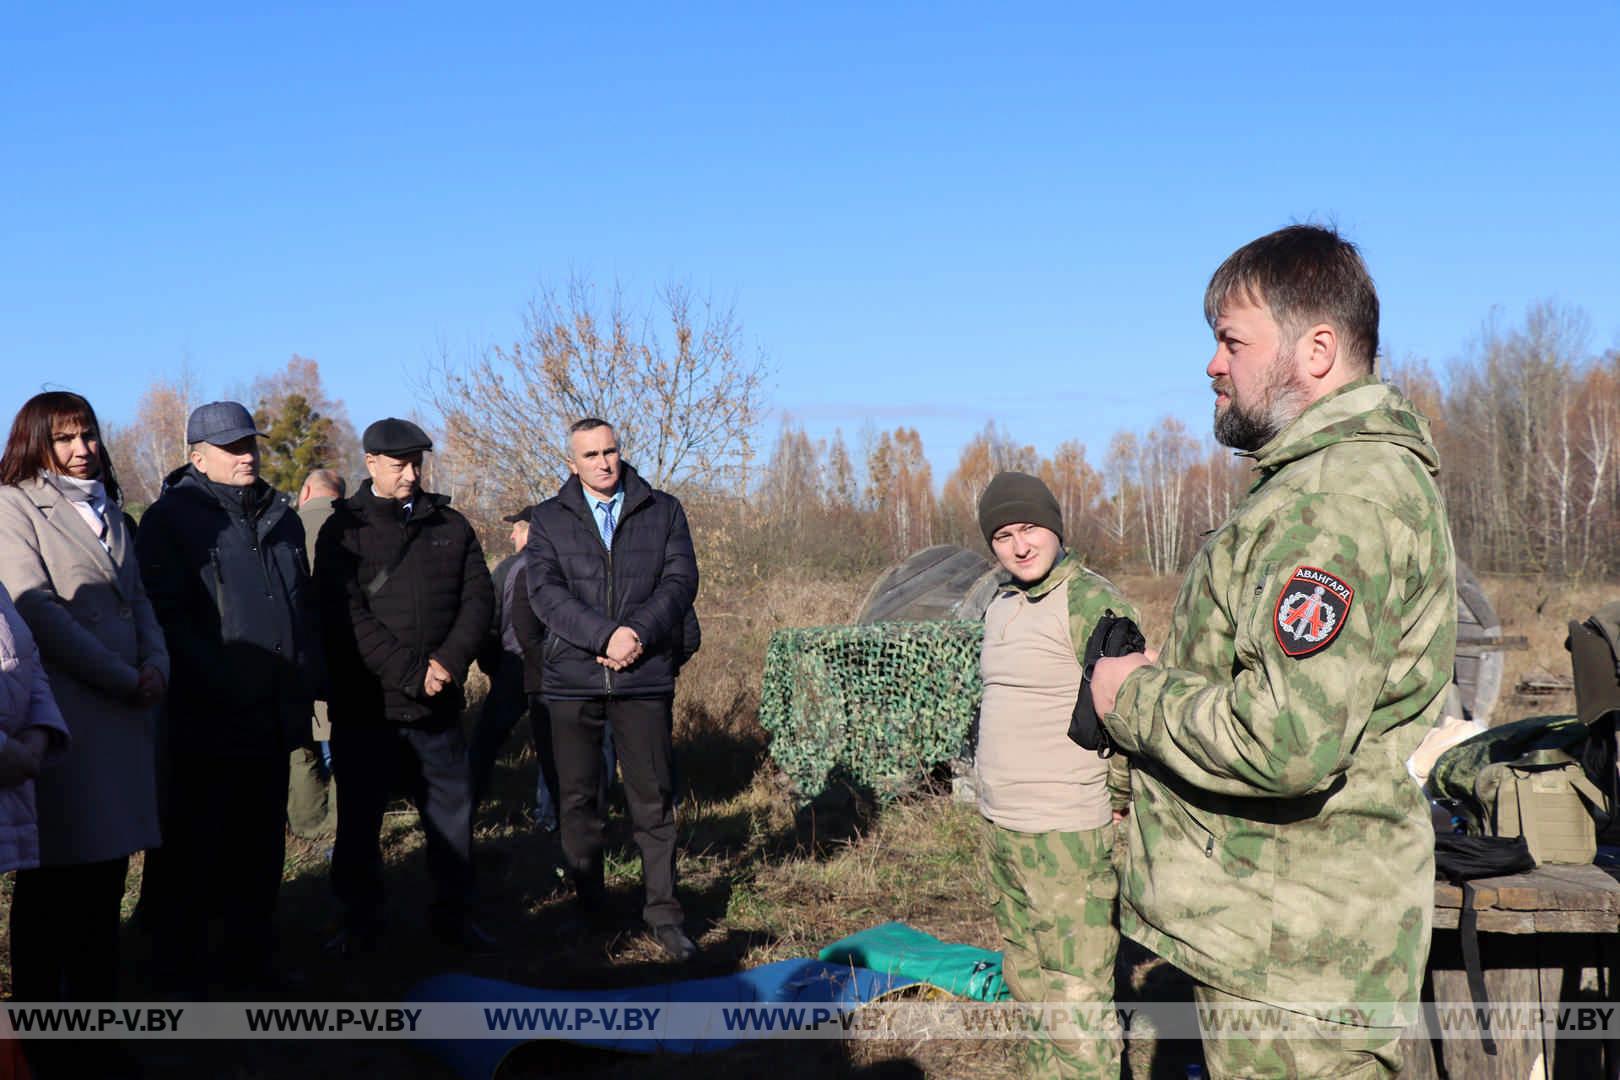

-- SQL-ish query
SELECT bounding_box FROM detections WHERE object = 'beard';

[1213,348,1310,452]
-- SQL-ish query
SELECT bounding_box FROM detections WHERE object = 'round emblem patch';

[1273,566,1354,659]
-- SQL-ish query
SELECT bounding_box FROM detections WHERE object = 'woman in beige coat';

[0,391,167,1003]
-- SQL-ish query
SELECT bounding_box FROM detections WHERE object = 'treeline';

[750,301,1620,579]
[99,292,1620,584]
[746,418,1248,581]
[1393,302,1620,576]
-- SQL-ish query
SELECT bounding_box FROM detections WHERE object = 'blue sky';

[3,4,1617,480]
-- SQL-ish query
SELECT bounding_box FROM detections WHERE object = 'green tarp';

[818,921,1009,1002]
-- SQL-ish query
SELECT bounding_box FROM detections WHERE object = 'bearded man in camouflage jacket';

[1090,225,1457,1079]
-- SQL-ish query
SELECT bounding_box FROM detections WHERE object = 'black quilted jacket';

[524,465,698,700]
[136,465,322,754]
[314,481,493,728]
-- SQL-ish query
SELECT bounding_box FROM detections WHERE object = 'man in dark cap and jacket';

[314,417,495,953]
[526,417,699,962]
[136,401,323,992]
[468,505,554,820]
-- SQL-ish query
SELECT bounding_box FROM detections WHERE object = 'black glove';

[1069,610,1146,755]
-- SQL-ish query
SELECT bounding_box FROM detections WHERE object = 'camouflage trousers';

[983,820,1120,1080]
[1193,984,1402,1080]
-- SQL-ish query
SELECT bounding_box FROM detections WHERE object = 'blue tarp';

[409,958,916,1080]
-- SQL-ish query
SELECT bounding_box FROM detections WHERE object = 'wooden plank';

[1475,910,1537,933]
[1534,909,1619,933]
[1397,1034,1440,1080]
[1456,563,1502,632]
[1489,865,1619,913]
[1435,882,1500,910]
[1428,907,1536,931]
[1427,964,1547,1079]
[1473,652,1506,725]
[1423,932,1613,1079]
[1433,865,1620,936]
[1455,634,1529,650]
[1518,672,1576,695]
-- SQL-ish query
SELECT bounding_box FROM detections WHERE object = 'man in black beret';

[314,417,496,953]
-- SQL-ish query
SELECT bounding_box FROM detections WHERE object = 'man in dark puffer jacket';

[315,417,494,953]
[136,401,323,992]
[526,417,699,961]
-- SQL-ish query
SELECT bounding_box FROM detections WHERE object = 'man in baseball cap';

[185,400,267,447]
[136,400,322,992]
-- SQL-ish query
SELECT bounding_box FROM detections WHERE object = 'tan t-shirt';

[975,570,1112,833]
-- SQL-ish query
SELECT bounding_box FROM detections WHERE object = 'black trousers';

[549,695,681,927]
[10,857,130,1001]
[467,653,556,809]
[148,751,290,989]
[331,721,473,932]
[526,693,562,814]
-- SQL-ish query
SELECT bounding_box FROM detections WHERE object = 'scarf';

[42,473,111,552]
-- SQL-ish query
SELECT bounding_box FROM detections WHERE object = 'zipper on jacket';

[603,536,614,695]
[407,518,423,698]
[1252,563,1274,601]
[1180,802,1219,858]
[250,507,279,649]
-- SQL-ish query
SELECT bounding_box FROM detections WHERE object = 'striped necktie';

[596,500,615,549]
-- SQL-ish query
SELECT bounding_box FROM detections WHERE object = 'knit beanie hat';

[977,471,1064,545]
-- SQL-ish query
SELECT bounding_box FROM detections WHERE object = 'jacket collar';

[1006,549,1078,600]
[347,479,451,525]
[22,475,127,592]
[161,464,288,531]
[1244,376,1441,484]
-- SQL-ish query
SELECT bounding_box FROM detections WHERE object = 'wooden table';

[1402,863,1620,1079]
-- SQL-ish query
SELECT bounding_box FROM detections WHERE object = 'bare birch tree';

[107,368,199,507]
[427,275,768,520]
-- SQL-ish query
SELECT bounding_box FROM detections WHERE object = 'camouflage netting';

[759,620,984,802]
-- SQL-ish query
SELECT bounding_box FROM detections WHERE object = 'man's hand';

[132,664,166,707]
[1090,649,1158,718]
[424,657,454,697]
[605,626,642,667]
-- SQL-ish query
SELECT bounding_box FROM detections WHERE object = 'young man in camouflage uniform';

[975,471,1139,1079]
[1090,225,1456,1078]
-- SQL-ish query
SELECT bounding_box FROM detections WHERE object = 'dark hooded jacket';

[315,480,493,729]
[525,464,698,700]
[135,464,322,755]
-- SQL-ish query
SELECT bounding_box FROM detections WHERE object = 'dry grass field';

[0,569,1612,1078]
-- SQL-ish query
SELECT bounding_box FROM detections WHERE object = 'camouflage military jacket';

[1104,377,1456,1020]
